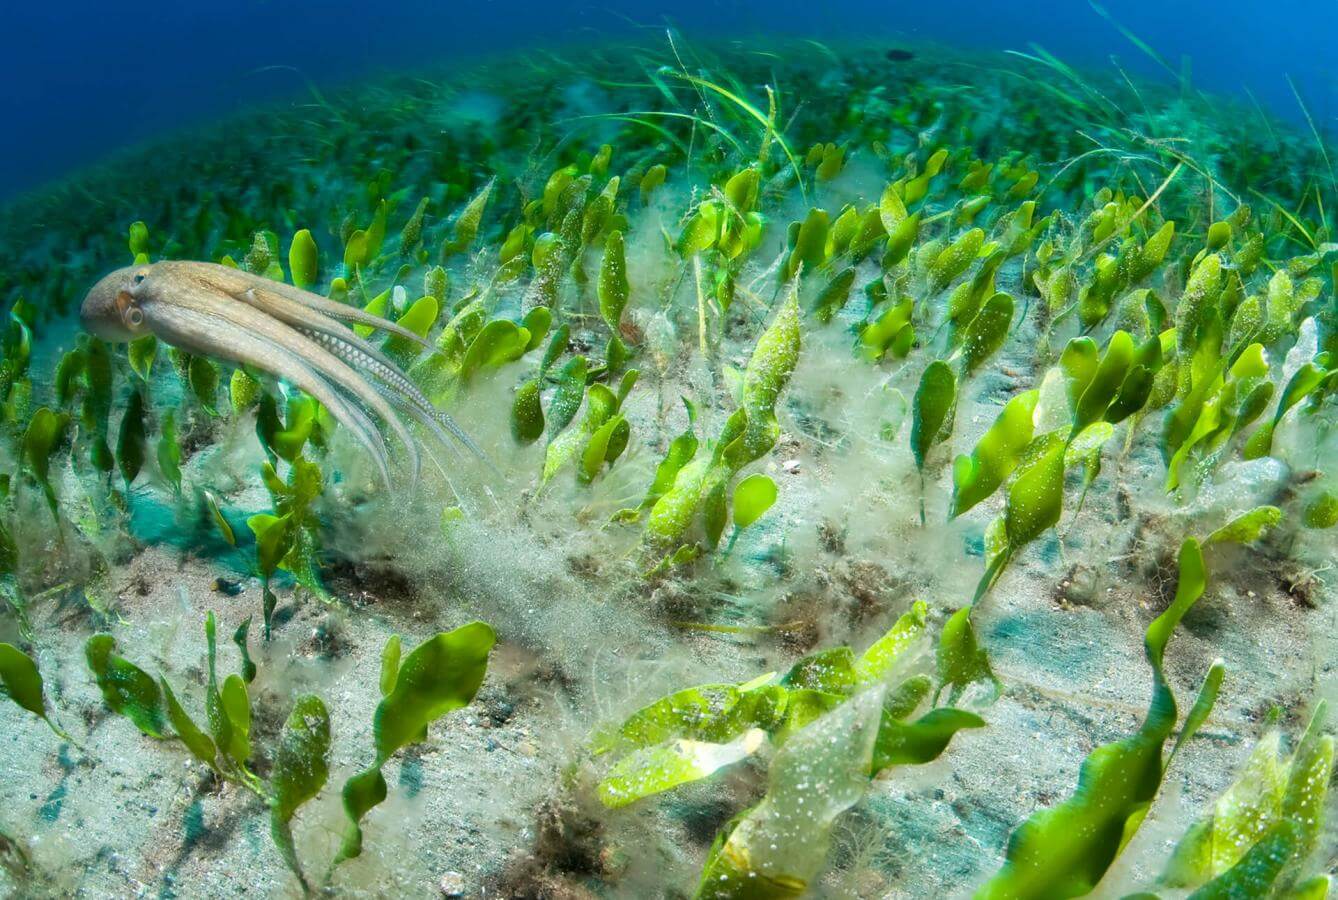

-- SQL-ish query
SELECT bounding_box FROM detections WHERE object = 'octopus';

[80,260,485,488]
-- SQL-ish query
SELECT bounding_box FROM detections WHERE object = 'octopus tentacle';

[187,261,433,350]
[143,282,423,484]
[142,302,395,488]
[201,263,491,465]
[296,326,492,465]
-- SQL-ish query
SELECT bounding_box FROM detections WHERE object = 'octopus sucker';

[79,260,486,490]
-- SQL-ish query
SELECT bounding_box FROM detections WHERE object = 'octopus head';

[80,264,157,343]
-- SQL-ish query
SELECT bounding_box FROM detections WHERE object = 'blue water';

[3,0,1334,201]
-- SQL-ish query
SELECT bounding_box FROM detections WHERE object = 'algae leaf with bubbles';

[1002,432,1067,556]
[598,229,630,331]
[935,606,1000,704]
[695,677,979,897]
[958,291,1014,377]
[596,604,930,806]
[975,538,1218,900]
[600,728,768,809]
[1162,703,1332,894]
[951,390,1038,518]
[269,695,331,893]
[1243,360,1332,460]
[696,688,884,899]
[721,283,801,470]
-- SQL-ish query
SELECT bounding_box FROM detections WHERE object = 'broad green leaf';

[783,208,829,279]
[959,292,1014,376]
[23,407,70,513]
[860,296,915,361]
[813,266,856,324]
[855,601,928,683]
[128,335,158,381]
[288,229,319,289]
[871,707,984,774]
[678,200,721,257]
[86,634,167,738]
[160,678,217,769]
[743,286,801,421]
[156,410,182,493]
[1303,492,1338,529]
[379,635,401,697]
[1060,337,1101,415]
[598,230,630,330]
[911,361,957,473]
[879,181,908,231]
[248,513,292,581]
[1205,506,1282,546]
[461,319,527,380]
[883,212,920,268]
[442,178,494,257]
[1004,435,1066,550]
[383,295,439,362]
[1244,362,1330,459]
[976,539,1214,900]
[273,716,329,814]
[188,356,219,415]
[599,728,767,808]
[579,414,627,482]
[269,694,331,892]
[643,455,713,549]
[722,284,801,470]
[952,391,1038,517]
[399,197,430,253]
[544,384,615,484]
[337,622,494,864]
[929,228,984,293]
[0,643,68,739]
[128,220,149,258]
[547,356,588,439]
[220,674,252,766]
[1074,331,1135,432]
[696,689,884,897]
[731,473,777,529]
[1175,254,1223,355]
[935,607,998,704]
[510,379,544,444]
[230,368,262,413]
[595,681,784,755]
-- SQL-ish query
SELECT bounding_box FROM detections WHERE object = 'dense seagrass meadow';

[0,36,1335,899]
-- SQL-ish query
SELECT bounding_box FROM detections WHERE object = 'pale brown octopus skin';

[80,260,483,488]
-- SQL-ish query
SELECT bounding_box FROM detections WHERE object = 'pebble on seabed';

[439,870,466,896]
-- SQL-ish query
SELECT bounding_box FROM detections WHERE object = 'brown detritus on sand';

[486,792,610,899]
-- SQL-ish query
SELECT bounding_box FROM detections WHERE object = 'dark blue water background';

[3,0,1334,200]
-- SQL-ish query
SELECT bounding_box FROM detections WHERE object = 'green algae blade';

[85,634,167,739]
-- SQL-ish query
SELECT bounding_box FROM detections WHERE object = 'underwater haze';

[1,1,1337,899]
[3,0,1336,198]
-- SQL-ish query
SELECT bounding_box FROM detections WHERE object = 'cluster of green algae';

[0,36,1335,898]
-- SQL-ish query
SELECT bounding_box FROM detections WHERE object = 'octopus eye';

[133,272,146,286]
